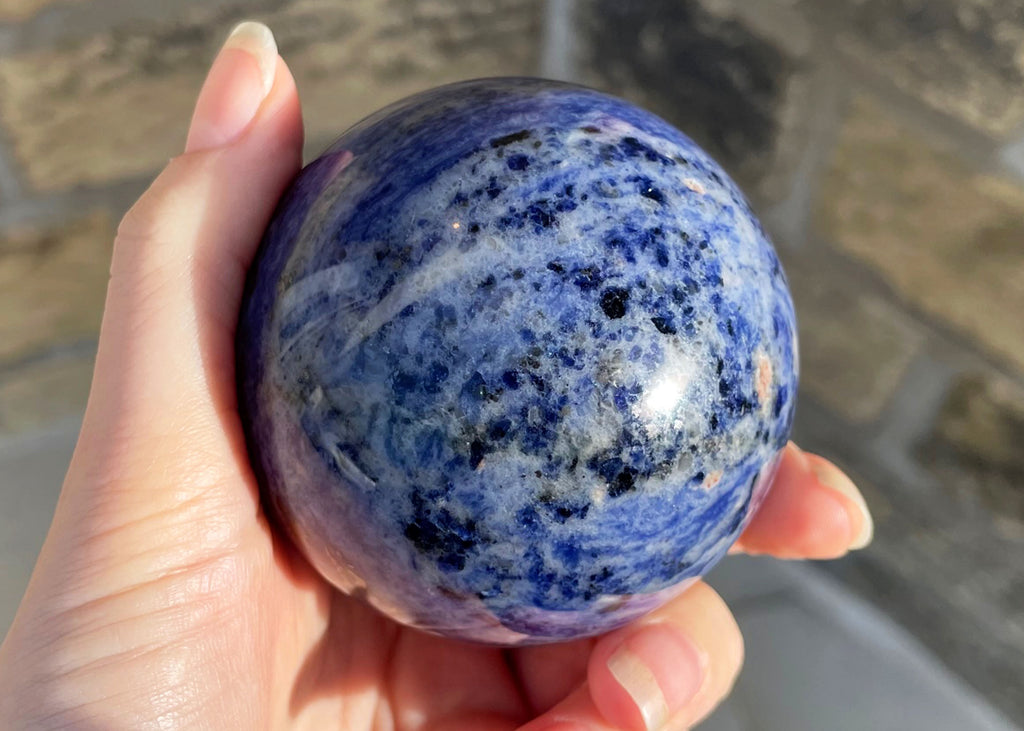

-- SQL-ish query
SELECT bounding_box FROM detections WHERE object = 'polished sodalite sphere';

[238,78,797,644]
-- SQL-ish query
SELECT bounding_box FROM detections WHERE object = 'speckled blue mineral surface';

[238,78,798,644]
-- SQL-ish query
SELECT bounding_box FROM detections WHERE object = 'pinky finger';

[518,582,743,731]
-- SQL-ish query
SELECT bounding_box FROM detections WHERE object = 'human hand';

[0,21,872,731]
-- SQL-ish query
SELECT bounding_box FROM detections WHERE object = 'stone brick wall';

[1,0,1021,722]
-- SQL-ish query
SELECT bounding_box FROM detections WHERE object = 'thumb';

[55,21,303,560]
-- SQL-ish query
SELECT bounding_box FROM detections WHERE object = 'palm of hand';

[210,488,589,731]
[167,451,587,731]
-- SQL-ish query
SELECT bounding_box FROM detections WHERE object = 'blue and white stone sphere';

[238,78,798,644]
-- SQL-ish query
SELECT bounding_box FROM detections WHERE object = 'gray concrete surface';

[705,556,1022,731]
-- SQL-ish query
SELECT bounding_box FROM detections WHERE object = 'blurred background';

[0,0,1021,728]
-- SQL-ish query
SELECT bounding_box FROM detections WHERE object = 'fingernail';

[185,21,277,153]
[810,460,874,549]
[607,623,706,730]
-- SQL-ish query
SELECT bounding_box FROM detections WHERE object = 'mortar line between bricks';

[539,0,576,82]
[0,124,24,201]
[793,393,878,443]
[869,352,958,451]
[996,133,1024,184]
[0,413,82,457]
[791,8,1010,165]
[866,354,959,489]
[790,394,939,497]
[796,233,1024,390]
[830,54,1002,170]
[760,3,853,239]
[0,174,152,231]
[0,338,98,378]
[795,384,1006,526]
[764,60,847,249]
